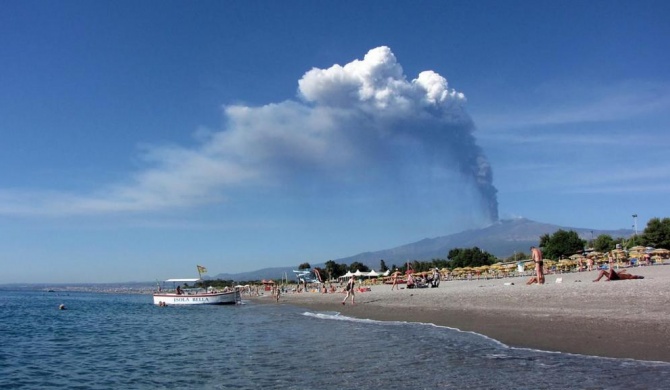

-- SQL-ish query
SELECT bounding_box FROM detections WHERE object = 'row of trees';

[200,217,670,286]
[299,247,498,281]
[538,217,670,259]
[637,217,670,249]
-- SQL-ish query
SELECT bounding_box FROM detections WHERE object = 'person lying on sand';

[593,268,644,282]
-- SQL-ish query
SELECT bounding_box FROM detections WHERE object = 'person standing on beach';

[527,246,545,285]
[342,277,355,305]
[391,272,398,291]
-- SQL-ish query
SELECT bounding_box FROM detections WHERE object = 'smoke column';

[0,46,499,225]
[297,46,499,222]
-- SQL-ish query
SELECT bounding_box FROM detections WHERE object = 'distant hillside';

[213,218,632,281]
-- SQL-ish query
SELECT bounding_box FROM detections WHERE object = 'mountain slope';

[214,218,632,280]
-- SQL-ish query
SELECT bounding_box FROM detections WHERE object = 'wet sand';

[252,265,670,362]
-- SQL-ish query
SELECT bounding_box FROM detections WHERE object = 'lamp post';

[632,214,638,236]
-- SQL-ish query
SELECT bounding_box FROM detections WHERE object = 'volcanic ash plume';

[0,46,498,224]
[295,46,499,221]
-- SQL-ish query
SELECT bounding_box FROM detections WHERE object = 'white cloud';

[476,80,670,131]
[298,46,466,114]
[0,47,498,222]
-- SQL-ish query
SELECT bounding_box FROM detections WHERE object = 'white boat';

[153,278,241,306]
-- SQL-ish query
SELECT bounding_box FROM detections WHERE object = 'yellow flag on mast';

[197,265,207,276]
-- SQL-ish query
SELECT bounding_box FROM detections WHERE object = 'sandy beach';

[252,265,670,362]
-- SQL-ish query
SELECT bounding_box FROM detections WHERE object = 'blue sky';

[1,1,668,283]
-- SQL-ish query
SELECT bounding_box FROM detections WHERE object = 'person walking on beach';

[342,277,355,305]
[391,272,399,291]
[527,246,545,285]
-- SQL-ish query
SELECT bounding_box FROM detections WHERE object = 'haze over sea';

[1,290,668,389]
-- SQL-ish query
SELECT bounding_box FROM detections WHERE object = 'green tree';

[539,229,586,259]
[348,262,370,272]
[379,259,389,272]
[593,234,616,252]
[624,234,644,248]
[430,258,450,269]
[447,247,497,269]
[641,217,670,248]
[324,260,349,279]
[324,260,337,280]
[298,262,311,270]
[410,260,423,272]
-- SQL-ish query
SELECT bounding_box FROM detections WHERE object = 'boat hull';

[153,290,240,305]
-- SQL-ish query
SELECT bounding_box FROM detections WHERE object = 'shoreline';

[251,265,670,362]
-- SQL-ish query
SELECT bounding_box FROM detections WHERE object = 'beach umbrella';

[610,249,627,262]
[557,259,573,272]
[543,259,556,267]
[630,246,647,252]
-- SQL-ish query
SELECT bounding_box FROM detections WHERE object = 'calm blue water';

[1,290,668,389]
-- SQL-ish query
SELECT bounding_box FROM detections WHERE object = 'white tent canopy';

[367,270,379,277]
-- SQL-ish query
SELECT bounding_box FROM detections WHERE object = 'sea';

[1,290,669,390]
